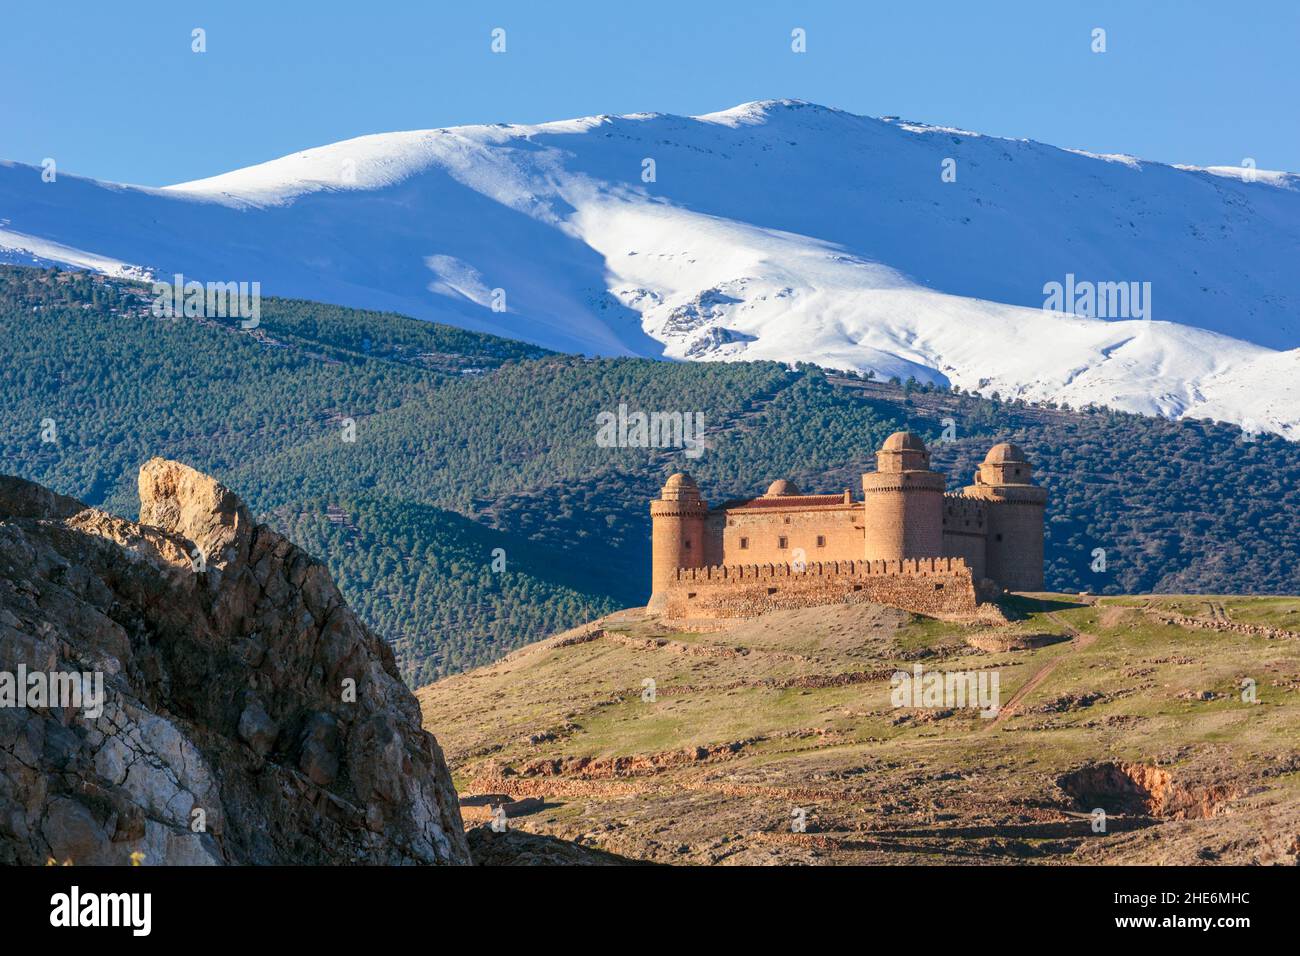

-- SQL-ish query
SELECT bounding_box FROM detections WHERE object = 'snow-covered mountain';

[3,99,1299,436]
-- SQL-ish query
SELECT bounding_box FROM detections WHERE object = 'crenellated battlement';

[673,556,972,583]
[661,551,995,622]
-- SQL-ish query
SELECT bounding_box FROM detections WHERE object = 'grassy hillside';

[4,264,1300,681]
[420,596,1300,865]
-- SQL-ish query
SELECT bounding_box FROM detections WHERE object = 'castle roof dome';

[659,472,702,501]
[764,479,801,497]
[984,442,1027,464]
[882,431,927,452]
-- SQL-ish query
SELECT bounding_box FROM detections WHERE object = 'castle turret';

[649,472,708,610]
[964,442,1047,591]
[861,431,945,562]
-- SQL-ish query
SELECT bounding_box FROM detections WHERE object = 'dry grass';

[418,594,1300,865]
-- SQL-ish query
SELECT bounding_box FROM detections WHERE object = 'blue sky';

[3,0,1297,186]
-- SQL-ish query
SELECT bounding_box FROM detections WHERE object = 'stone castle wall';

[662,557,988,621]
[650,499,705,597]
[702,499,862,567]
[963,486,1047,591]
[981,497,1046,591]
[942,494,988,582]
[862,471,946,561]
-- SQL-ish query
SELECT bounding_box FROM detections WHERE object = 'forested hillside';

[4,265,1297,682]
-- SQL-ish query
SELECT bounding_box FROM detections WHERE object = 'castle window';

[816,535,826,548]
[995,533,1003,542]
[767,587,778,595]
[739,537,749,549]
[684,539,692,550]
[778,536,788,549]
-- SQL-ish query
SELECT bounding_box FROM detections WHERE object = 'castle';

[648,432,1046,621]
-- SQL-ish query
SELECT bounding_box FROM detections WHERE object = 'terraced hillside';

[420,596,1300,865]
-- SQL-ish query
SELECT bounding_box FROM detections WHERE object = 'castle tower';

[963,442,1047,591]
[648,472,708,610]
[861,431,945,562]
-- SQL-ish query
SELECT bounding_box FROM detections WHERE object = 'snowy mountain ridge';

[2,99,1298,436]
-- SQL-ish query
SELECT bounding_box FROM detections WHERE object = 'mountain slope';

[3,100,1299,435]
[7,266,1300,681]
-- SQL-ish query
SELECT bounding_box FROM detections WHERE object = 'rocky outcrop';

[1145,610,1300,642]
[0,459,471,865]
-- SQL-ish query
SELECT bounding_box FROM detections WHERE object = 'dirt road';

[990,611,1096,725]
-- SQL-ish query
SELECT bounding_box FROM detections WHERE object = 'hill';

[419,596,1300,865]
[5,264,1300,681]
[3,100,1300,436]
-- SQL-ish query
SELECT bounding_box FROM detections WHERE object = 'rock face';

[0,459,471,865]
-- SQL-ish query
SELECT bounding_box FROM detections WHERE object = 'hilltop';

[419,596,1300,865]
